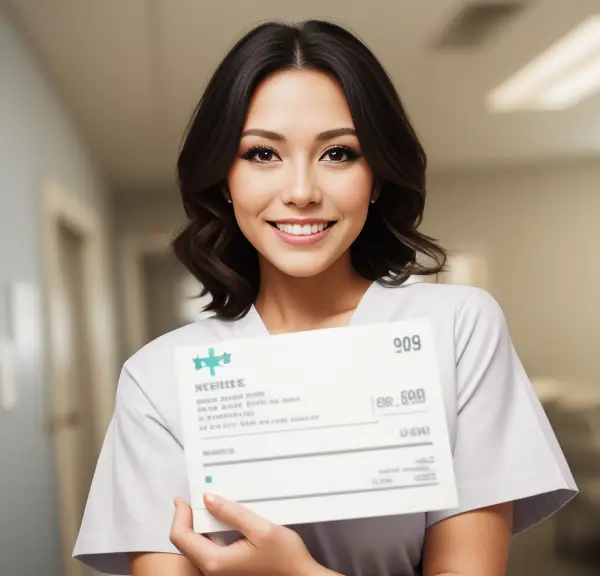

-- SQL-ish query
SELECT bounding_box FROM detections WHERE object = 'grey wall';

[0,8,113,575]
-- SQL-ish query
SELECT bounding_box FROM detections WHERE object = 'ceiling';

[4,0,600,195]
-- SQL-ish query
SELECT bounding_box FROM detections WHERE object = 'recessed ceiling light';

[487,15,600,111]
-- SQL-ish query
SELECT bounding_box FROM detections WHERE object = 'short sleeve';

[73,364,189,574]
[426,289,577,534]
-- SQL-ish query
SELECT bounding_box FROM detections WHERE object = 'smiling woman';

[172,20,446,321]
[72,18,577,576]
[226,69,377,284]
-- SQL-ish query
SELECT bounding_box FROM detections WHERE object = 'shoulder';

[381,279,505,324]
[403,284,512,375]
[125,315,229,373]
[376,280,510,359]
[116,316,236,426]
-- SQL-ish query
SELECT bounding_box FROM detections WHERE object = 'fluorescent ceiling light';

[487,15,600,111]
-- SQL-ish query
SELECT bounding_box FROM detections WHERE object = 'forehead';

[244,69,354,132]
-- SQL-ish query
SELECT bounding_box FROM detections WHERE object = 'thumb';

[170,498,217,567]
[204,493,273,543]
[169,498,195,549]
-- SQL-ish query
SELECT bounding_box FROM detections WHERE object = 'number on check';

[401,388,426,405]
[393,335,422,353]
[375,388,426,410]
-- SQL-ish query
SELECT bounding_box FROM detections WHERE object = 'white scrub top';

[73,281,577,575]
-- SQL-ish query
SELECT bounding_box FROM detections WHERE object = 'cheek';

[326,169,372,218]
[228,161,272,218]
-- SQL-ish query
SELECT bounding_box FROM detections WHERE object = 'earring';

[222,184,232,203]
[370,185,380,204]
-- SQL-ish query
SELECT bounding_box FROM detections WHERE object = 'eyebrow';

[241,127,357,141]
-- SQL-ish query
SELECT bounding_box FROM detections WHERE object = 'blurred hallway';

[509,517,598,576]
[1,1,600,575]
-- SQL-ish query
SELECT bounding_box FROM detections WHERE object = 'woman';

[74,20,577,576]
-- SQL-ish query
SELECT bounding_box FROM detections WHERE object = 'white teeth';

[275,222,329,235]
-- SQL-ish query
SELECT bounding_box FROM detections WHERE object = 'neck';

[254,253,372,334]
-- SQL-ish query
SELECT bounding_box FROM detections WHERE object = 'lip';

[269,221,335,246]
[270,218,332,225]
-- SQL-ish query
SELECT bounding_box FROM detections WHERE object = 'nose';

[281,163,322,207]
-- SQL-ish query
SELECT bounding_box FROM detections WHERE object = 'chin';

[266,253,337,279]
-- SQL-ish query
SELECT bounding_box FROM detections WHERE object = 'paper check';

[175,319,458,533]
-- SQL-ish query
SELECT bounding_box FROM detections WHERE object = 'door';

[141,254,214,344]
[48,220,98,576]
[141,252,187,343]
[42,180,115,576]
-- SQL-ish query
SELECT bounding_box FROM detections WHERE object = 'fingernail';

[174,498,182,508]
[204,493,216,504]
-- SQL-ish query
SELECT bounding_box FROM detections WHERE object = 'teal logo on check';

[193,347,232,376]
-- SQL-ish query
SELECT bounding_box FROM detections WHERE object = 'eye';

[321,146,361,163]
[241,146,280,163]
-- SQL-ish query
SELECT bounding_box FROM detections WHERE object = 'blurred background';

[0,1,599,575]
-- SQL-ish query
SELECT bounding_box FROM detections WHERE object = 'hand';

[170,494,321,576]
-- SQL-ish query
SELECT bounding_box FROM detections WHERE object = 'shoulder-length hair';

[173,19,446,320]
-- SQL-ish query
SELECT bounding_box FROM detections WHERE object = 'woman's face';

[228,69,374,279]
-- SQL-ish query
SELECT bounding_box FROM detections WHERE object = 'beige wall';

[115,192,186,237]
[114,159,600,389]
[112,193,184,362]
[424,160,600,389]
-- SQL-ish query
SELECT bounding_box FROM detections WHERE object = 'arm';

[421,502,513,576]
[128,552,202,576]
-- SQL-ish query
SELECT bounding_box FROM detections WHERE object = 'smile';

[273,222,333,236]
[268,221,336,245]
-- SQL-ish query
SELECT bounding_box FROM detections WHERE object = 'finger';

[170,498,221,568]
[204,493,274,543]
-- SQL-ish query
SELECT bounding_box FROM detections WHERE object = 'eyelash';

[240,145,361,164]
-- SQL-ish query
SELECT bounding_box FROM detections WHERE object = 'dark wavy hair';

[173,19,446,320]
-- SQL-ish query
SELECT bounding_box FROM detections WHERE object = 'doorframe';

[120,230,173,358]
[40,177,116,573]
